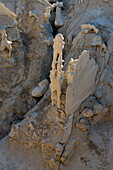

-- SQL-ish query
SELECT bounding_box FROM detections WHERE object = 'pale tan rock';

[0,0,113,169]
[50,33,65,108]
[81,24,99,34]
[0,3,17,18]
[32,79,49,97]
[0,30,12,58]
[82,108,93,118]
[66,58,77,85]
[55,7,64,28]
[66,50,98,116]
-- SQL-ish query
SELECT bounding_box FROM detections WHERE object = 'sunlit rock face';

[0,0,113,170]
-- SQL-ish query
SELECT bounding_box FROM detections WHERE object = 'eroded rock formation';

[0,0,113,170]
[50,33,64,108]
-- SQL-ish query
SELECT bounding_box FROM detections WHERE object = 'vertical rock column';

[50,33,65,108]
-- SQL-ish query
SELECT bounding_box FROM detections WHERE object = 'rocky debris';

[80,95,96,110]
[0,0,113,169]
[61,114,73,143]
[80,103,108,124]
[41,142,60,169]
[8,97,64,147]
[60,138,77,163]
[76,118,88,131]
[9,114,41,147]
[82,108,93,118]
[31,79,49,98]
[54,143,63,160]
[41,143,56,163]
[93,107,108,122]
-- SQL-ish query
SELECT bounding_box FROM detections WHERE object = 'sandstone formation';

[50,33,64,108]
[0,0,113,170]
[66,50,98,116]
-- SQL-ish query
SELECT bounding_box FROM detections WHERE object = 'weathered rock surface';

[0,0,53,139]
[66,50,98,116]
[31,79,49,98]
[0,0,113,170]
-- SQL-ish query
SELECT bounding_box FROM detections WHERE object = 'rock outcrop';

[0,0,113,170]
